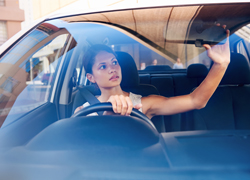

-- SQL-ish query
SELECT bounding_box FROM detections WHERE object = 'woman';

[75,29,230,120]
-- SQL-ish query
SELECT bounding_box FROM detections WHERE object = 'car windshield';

[1,2,250,179]
[0,3,250,132]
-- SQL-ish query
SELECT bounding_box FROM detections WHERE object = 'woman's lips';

[109,75,119,81]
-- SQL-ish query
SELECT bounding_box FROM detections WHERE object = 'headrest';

[144,65,172,71]
[187,64,208,78]
[220,53,250,85]
[116,51,139,88]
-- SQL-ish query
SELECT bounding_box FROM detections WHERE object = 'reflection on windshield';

[2,16,246,127]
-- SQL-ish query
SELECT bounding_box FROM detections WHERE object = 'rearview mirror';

[189,21,228,47]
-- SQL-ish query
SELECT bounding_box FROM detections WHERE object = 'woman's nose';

[108,65,116,73]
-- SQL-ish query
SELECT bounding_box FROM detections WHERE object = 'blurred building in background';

[32,0,79,21]
[0,0,24,45]
[31,0,139,21]
[19,0,33,29]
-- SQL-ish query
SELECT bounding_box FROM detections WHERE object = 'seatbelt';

[80,87,104,116]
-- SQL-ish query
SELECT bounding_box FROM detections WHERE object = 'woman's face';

[87,51,122,88]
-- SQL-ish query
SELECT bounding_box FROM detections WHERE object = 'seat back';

[144,65,172,71]
[173,64,208,96]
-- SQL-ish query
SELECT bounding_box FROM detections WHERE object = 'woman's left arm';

[143,29,230,118]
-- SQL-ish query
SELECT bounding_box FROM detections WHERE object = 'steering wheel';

[72,102,156,130]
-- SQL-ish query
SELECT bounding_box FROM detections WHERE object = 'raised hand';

[203,25,230,66]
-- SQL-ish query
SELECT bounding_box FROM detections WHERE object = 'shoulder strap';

[80,87,103,116]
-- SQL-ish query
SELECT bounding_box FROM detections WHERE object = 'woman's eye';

[112,60,118,65]
[100,65,106,69]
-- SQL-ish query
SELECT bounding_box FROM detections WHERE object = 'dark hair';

[83,44,117,74]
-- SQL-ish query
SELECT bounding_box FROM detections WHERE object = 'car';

[0,1,250,179]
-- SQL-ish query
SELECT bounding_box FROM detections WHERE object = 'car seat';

[189,53,250,130]
[172,63,208,131]
[144,65,172,71]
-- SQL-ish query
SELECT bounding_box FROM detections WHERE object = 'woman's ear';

[86,73,96,83]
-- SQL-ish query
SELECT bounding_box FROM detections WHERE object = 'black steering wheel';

[72,102,156,130]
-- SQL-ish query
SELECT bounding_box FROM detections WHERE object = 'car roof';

[55,3,250,62]
[0,1,248,56]
[47,0,250,20]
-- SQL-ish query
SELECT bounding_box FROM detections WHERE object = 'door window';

[0,23,70,127]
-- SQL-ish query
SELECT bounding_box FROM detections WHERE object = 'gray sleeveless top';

[82,92,142,116]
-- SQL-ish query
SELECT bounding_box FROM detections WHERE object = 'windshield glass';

[0,4,250,131]
[1,3,250,179]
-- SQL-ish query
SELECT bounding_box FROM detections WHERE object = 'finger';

[74,108,78,114]
[74,106,82,113]
[120,95,127,115]
[134,103,142,110]
[125,96,133,116]
[216,23,220,26]
[115,95,122,114]
[222,25,226,29]
[203,44,211,50]
[226,29,230,38]
[108,96,117,113]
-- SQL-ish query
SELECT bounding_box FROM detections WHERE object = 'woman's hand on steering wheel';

[107,95,142,116]
[71,103,156,130]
